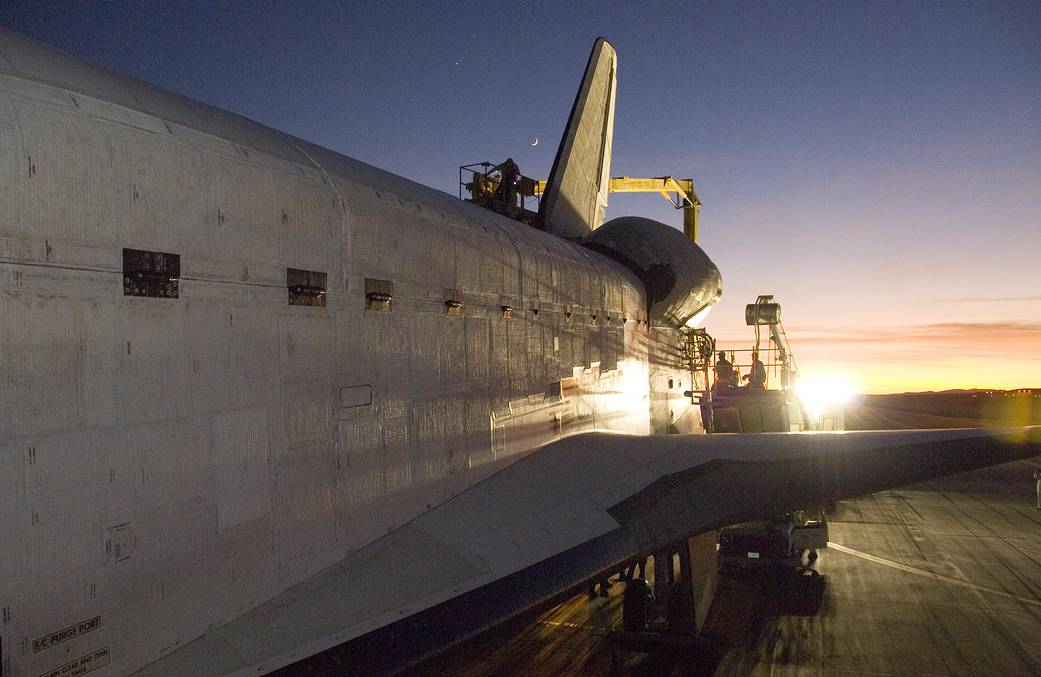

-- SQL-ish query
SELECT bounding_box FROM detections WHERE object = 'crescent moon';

[531,136,539,146]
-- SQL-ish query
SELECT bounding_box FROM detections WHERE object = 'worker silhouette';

[1034,469,1041,510]
[713,351,736,391]
[492,157,521,217]
[743,351,767,389]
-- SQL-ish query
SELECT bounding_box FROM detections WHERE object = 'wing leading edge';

[140,427,1041,676]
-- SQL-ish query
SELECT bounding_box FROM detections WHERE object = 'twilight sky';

[2,1,1038,392]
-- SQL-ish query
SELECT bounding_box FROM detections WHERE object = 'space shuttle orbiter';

[0,30,1037,677]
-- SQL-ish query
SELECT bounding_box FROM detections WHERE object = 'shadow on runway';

[621,570,829,677]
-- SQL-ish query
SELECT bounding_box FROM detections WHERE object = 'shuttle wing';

[141,426,1041,676]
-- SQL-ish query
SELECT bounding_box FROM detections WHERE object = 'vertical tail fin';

[540,38,617,239]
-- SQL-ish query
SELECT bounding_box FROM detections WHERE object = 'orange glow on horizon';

[800,357,1040,395]
[713,323,1041,394]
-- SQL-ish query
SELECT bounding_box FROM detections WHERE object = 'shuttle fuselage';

[0,31,708,676]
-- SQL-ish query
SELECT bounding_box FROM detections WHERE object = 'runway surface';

[406,457,1041,676]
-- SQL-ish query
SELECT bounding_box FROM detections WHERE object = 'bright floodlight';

[797,376,857,419]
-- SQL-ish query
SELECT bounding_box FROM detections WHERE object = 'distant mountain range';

[845,389,1041,430]
[878,388,1041,396]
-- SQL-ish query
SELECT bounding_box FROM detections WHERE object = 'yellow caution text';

[32,616,101,653]
[38,647,110,677]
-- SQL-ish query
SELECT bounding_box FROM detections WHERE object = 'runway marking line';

[536,619,609,632]
[828,541,1041,608]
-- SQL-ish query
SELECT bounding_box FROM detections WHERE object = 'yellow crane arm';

[533,175,702,243]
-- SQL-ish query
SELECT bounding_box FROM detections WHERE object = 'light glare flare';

[620,358,650,410]
[797,375,858,419]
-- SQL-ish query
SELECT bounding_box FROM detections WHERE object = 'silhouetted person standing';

[492,157,520,217]
[744,351,767,389]
[714,351,735,391]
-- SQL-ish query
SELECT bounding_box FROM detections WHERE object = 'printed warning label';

[32,616,101,653]
[38,646,110,677]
